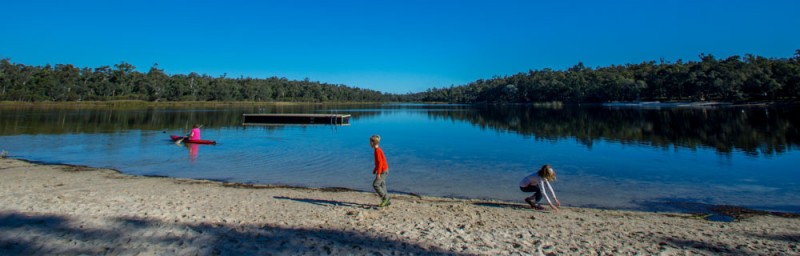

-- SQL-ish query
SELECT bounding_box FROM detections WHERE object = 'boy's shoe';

[383,199,391,207]
[378,199,389,207]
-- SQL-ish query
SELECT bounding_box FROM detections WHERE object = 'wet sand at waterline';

[1,158,798,255]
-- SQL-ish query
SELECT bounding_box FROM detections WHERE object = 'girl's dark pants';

[520,185,542,203]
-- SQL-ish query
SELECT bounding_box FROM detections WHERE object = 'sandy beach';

[0,158,798,255]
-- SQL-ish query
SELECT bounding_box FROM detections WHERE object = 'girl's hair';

[193,124,200,128]
[537,164,556,181]
[370,134,381,144]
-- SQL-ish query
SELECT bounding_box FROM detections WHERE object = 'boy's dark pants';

[373,171,389,201]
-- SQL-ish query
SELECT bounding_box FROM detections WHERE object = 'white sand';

[1,158,798,255]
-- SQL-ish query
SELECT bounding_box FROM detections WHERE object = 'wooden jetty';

[242,114,351,125]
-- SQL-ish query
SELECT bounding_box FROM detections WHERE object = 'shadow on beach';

[273,196,377,209]
[0,211,466,255]
[658,236,756,255]
[471,202,530,210]
[637,200,800,222]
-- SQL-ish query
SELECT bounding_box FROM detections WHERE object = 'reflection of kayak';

[170,135,217,145]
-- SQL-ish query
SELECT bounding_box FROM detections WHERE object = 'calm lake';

[1,103,798,213]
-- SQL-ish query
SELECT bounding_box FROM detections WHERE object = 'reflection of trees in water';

[0,105,380,135]
[427,105,800,156]
[3,104,797,156]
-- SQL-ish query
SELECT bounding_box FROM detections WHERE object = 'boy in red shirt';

[370,135,390,207]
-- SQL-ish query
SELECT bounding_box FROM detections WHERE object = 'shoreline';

[15,157,800,221]
[2,157,799,254]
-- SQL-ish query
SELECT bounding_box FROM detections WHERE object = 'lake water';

[1,103,798,213]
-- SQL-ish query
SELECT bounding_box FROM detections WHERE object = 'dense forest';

[2,50,799,103]
[0,60,396,102]
[409,51,800,103]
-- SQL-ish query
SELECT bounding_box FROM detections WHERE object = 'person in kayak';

[188,124,201,140]
[519,164,560,211]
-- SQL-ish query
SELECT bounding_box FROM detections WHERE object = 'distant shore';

[1,157,798,255]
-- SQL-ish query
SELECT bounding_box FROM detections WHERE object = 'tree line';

[0,60,396,102]
[408,50,800,103]
[2,50,799,103]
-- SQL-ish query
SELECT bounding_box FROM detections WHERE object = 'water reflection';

[0,104,380,134]
[1,103,798,157]
[426,104,800,157]
[184,143,199,162]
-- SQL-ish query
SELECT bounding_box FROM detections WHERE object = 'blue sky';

[2,0,799,93]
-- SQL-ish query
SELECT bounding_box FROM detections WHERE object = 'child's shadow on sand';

[472,202,531,210]
[274,196,377,209]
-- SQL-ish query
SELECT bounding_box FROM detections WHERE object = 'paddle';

[175,132,190,145]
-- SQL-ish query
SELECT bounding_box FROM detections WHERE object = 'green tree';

[111,62,135,98]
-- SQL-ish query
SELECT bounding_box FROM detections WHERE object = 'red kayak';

[170,135,217,145]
